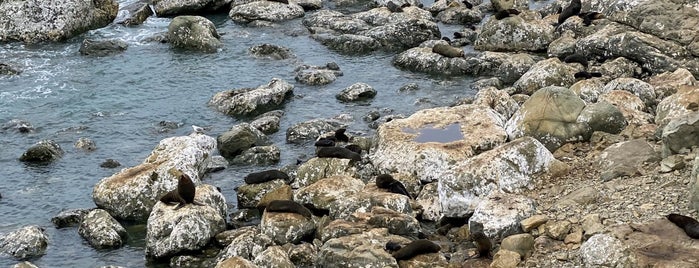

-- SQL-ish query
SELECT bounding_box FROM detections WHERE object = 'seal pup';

[315,138,336,147]
[375,174,412,199]
[264,200,313,219]
[244,169,290,184]
[316,146,361,161]
[563,53,589,68]
[334,128,350,142]
[574,71,602,80]
[386,1,403,12]
[391,239,441,260]
[432,43,464,58]
[159,173,203,209]
[494,9,520,20]
[667,213,699,239]
[470,232,492,258]
[558,0,581,24]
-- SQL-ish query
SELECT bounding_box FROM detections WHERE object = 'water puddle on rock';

[403,123,464,143]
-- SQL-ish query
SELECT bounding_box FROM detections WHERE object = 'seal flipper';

[667,213,699,239]
[388,181,412,199]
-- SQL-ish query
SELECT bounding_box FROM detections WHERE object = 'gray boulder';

[0,63,21,76]
[579,234,636,267]
[0,0,118,43]
[647,68,697,100]
[116,0,153,26]
[512,58,580,95]
[230,145,280,165]
[473,87,519,120]
[474,11,555,52]
[251,110,283,135]
[662,111,699,157]
[79,39,128,57]
[601,78,657,111]
[236,179,288,209]
[336,82,377,102]
[51,208,91,228]
[229,1,305,23]
[249,44,295,60]
[209,78,294,117]
[468,191,537,242]
[253,246,295,268]
[217,123,270,159]
[435,4,483,25]
[578,101,627,134]
[216,226,274,262]
[655,85,699,129]
[294,175,365,219]
[293,157,358,188]
[19,139,64,163]
[78,209,127,249]
[0,226,48,260]
[285,119,344,144]
[295,63,343,86]
[598,90,653,125]
[317,228,403,268]
[392,42,472,76]
[260,209,315,245]
[598,139,660,180]
[1,119,33,133]
[366,206,420,236]
[74,137,97,152]
[168,15,222,53]
[570,78,606,103]
[146,184,227,259]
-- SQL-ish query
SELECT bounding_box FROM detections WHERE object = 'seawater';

[0,5,475,267]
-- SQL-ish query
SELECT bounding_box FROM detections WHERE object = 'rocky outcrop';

[210,78,294,117]
[229,1,305,23]
[474,11,555,52]
[285,118,344,144]
[0,226,48,260]
[0,0,119,43]
[512,58,580,95]
[168,16,222,53]
[78,209,127,249]
[92,133,217,221]
[19,139,64,163]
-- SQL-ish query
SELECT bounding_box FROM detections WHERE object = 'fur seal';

[267,0,289,4]
[579,12,604,26]
[316,146,361,161]
[462,0,472,9]
[453,32,464,39]
[441,36,452,43]
[470,232,492,258]
[558,0,581,24]
[432,44,464,58]
[315,138,336,147]
[335,128,350,142]
[244,169,290,184]
[574,71,602,80]
[386,1,403,12]
[563,53,589,68]
[494,9,520,20]
[159,173,202,209]
[344,144,362,155]
[375,174,412,199]
[667,213,699,239]
[392,239,441,260]
[264,200,313,219]
[385,241,402,251]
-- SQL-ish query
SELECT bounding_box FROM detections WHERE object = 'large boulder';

[0,226,48,260]
[78,209,127,249]
[168,15,222,53]
[468,192,537,242]
[512,58,580,95]
[146,184,227,259]
[293,157,358,188]
[217,123,270,159]
[0,0,118,43]
[505,86,591,151]
[19,139,64,163]
[229,1,305,23]
[209,78,294,117]
[285,118,344,144]
[317,228,405,268]
[371,104,508,182]
[474,11,555,52]
[579,234,636,267]
[92,133,217,221]
[216,226,274,262]
[662,111,699,156]
[597,139,660,180]
[392,40,472,76]
[260,209,316,245]
[294,175,365,219]
[655,85,699,128]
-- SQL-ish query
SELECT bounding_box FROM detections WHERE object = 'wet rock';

[51,208,91,228]
[506,86,591,151]
[100,159,121,168]
[0,225,48,260]
[655,85,699,129]
[236,179,287,209]
[253,245,295,268]
[217,123,270,159]
[167,15,222,53]
[19,139,64,163]
[205,155,228,173]
[2,119,34,133]
[0,63,21,75]
[146,184,227,259]
[371,104,507,183]
[294,175,365,218]
[577,101,627,134]
[250,110,283,135]
[0,0,118,43]
[317,228,405,267]
[598,139,660,180]
[216,226,274,262]
[230,145,280,165]
[293,157,358,188]
[311,33,382,54]
[79,39,128,57]
[601,78,656,111]
[579,233,636,267]
[393,45,472,75]
[468,192,537,242]
[229,1,305,23]
[116,0,153,26]
[439,137,563,217]
[260,208,316,244]
[285,118,344,144]
[249,44,295,60]
[209,78,294,117]
[78,209,127,249]
[294,63,343,86]
[153,0,232,16]
[303,10,371,34]
[74,137,97,152]
[545,220,572,241]
[512,58,580,95]
[662,111,699,157]
[92,133,217,221]
[475,10,555,52]
[336,82,377,102]
[598,90,653,125]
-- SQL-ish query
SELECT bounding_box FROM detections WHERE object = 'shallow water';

[0,6,480,266]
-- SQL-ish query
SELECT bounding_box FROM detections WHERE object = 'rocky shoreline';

[2,0,699,267]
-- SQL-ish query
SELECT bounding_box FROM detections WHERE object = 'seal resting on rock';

[244,169,290,184]
[264,200,313,219]
[667,213,699,239]
[334,128,350,142]
[391,239,441,260]
[574,71,602,80]
[579,12,604,26]
[375,174,411,199]
[558,0,581,24]
[563,53,589,68]
[159,173,203,210]
[315,137,336,147]
[432,43,464,58]
[470,232,492,258]
[316,146,361,161]
[494,9,519,20]
[344,144,362,155]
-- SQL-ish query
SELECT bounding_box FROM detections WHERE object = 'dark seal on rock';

[159,173,201,209]
[494,9,519,20]
[386,1,403,12]
[462,0,472,9]
[315,138,336,147]
[392,239,441,260]
[432,44,464,58]
[316,146,361,161]
[344,144,362,155]
[470,231,492,258]
[268,0,289,4]
[558,0,581,24]
[667,213,699,239]
[563,53,589,68]
[375,174,411,199]
[335,128,350,142]
[574,71,602,80]
[244,169,290,184]
[579,12,604,26]
[264,200,312,219]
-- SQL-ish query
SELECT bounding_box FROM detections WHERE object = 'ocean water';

[0,4,476,267]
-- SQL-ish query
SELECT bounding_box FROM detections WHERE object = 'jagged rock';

[116,0,153,26]
[78,209,127,249]
[285,118,344,144]
[336,82,377,102]
[655,85,699,129]
[0,226,48,260]
[145,185,227,259]
[79,39,128,57]
[19,139,64,163]
[317,228,405,267]
[318,219,372,243]
[512,58,580,95]
[294,63,343,86]
[598,90,653,125]
[392,45,472,75]
[416,182,440,221]
[579,234,636,267]
[236,179,287,209]
[167,15,222,53]
[51,208,91,228]
[435,4,483,25]
[473,87,519,120]
[92,133,217,221]
[597,57,639,81]
[647,68,697,100]
[216,256,257,268]
[217,123,270,159]
[468,192,536,242]
[153,0,231,16]
[230,145,280,166]
[601,78,657,111]
[288,242,318,267]
[250,110,283,135]
[210,78,294,117]
[474,10,555,52]
[366,206,420,236]
[0,0,118,43]
[253,246,295,268]
[439,137,565,217]
[506,86,591,151]
[570,78,606,103]
[229,1,305,23]
[294,175,365,218]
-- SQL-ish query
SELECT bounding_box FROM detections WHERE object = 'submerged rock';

[249,44,295,60]
[295,63,343,86]
[79,39,128,57]
[336,82,377,102]
[19,139,64,163]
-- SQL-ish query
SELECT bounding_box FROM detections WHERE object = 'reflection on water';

[403,123,464,143]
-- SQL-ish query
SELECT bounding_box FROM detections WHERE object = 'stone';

[260,208,315,245]
[79,39,128,57]
[253,246,295,268]
[500,233,535,259]
[51,208,91,228]
[598,139,660,180]
[468,192,537,242]
[249,44,295,60]
[0,225,48,260]
[473,87,519,120]
[317,228,403,267]
[285,118,344,144]
[167,16,222,53]
[116,0,153,26]
[581,214,605,239]
[601,78,657,110]
[236,179,288,209]
[209,78,294,117]
[512,58,580,95]
[545,220,572,241]
[294,175,365,219]
[293,157,358,188]
[153,0,231,16]
[521,215,549,232]
[74,137,97,151]
[229,1,305,23]
[217,123,270,159]
[579,234,636,267]
[598,90,653,125]
[662,111,699,157]
[336,82,377,102]
[655,85,699,129]
[216,226,275,263]
[577,101,627,134]
[366,207,420,236]
[78,209,127,249]
[490,249,521,268]
[19,139,64,163]
[230,145,280,165]
[294,63,343,86]
[474,11,555,52]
